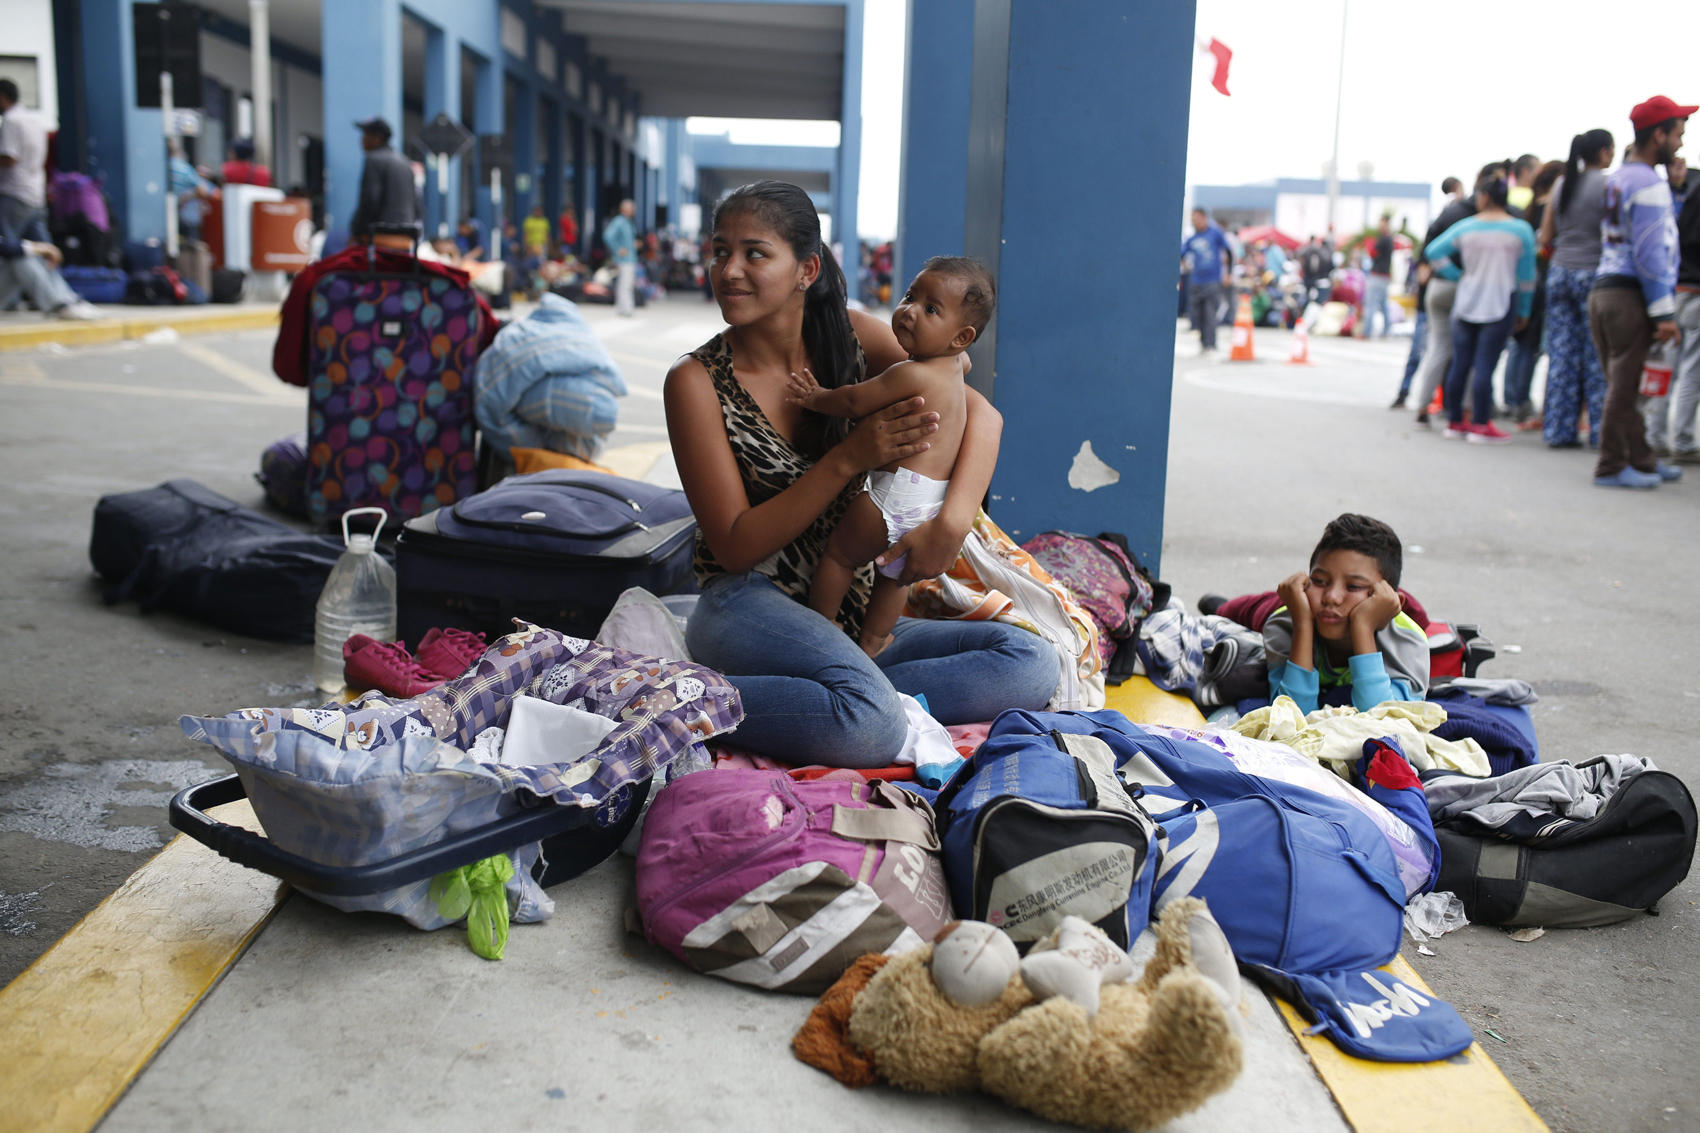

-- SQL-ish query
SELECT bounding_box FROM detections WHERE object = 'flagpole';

[1326,0,1347,242]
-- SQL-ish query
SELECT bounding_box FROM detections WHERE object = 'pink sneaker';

[415,627,488,680]
[342,635,446,698]
[1441,423,1469,440]
[1467,421,1512,445]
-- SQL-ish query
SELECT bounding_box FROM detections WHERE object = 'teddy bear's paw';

[977,996,1094,1120]
[1111,971,1244,1127]
[848,944,1030,1095]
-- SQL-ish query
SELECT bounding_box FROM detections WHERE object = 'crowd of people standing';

[1391,95,1696,489]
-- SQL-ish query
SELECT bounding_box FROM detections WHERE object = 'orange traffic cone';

[1229,293,1256,361]
[1288,320,1311,364]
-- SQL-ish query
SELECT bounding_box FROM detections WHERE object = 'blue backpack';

[934,710,1159,950]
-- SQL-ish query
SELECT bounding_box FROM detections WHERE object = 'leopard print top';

[689,332,873,636]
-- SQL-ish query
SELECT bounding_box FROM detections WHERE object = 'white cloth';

[866,468,950,579]
[500,694,619,780]
[615,260,635,315]
[0,106,48,208]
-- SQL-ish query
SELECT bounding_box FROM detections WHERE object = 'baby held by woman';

[786,256,996,657]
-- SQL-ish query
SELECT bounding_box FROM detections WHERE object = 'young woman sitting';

[664,181,1057,768]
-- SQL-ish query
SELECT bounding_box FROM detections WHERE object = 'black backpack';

[1436,765,1696,927]
[89,480,389,643]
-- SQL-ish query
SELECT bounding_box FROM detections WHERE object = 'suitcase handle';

[169,774,596,896]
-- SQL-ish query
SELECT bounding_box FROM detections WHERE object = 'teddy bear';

[792,897,1243,1131]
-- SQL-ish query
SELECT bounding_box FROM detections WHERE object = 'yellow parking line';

[0,801,287,1133]
[1275,955,1549,1132]
[0,308,279,353]
[1105,675,1209,727]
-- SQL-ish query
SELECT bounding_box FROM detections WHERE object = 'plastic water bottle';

[313,508,397,694]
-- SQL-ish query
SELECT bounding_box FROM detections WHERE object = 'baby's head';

[892,257,996,360]
[1305,514,1401,642]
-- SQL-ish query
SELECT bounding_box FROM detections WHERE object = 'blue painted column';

[322,0,403,242]
[472,51,501,240]
[82,0,168,242]
[895,0,973,289]
[662,117,683,228]
[542,97,563,234]
[902,0,1194,570]
[421,20,460,238]
[570,112,587,252]
[513,77,537,223]
[834,0,863,256]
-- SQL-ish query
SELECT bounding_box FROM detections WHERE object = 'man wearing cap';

[1588,95,1692,489]
[348,117,419,243]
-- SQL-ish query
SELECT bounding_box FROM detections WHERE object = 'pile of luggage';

[80,234,1699,1129]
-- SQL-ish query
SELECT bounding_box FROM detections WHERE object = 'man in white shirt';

[0,79,50,245]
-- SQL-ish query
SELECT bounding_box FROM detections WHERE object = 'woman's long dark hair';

[713,180,856,459]
[1477,163,1512,209]
[1559,129,1614,215]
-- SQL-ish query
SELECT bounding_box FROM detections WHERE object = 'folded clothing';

[1424,754,1654,838]
[1427,686,1539,776]
[1233,695,1490,778]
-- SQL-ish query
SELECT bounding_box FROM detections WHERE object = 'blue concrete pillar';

[570,112,587,252]
[421,20,460,238]
[901,0,1194,569]
[543,97,563,236]
[662,117,683,228]
[322,0,403,242]
[513,78,537,224]
[895,0,974,289]
[834,0,863,257]
[82,0,167,242]
[472,51,500,241]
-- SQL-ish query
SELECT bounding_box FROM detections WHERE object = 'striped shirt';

[1423,216,1537,323]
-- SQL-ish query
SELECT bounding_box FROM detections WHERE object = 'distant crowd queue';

[1389,95,1696,490]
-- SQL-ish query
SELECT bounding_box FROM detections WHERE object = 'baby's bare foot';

[860,634,894,660]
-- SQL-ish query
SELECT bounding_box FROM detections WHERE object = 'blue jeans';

[1445,309,1517,426]
[685,571,1059,768]
[1503,338,1540,410]
[0,194,49,244]
[1397,309,1428,399]
[1361,273,1391,337]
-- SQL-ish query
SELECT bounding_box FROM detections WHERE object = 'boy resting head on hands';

[1264,513,1430,713]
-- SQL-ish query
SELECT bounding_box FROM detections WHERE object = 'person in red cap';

[1588,95,1693,488]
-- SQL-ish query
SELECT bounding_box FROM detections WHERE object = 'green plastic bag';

[430,853,516,960]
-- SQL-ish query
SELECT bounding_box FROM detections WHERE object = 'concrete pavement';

[0,301,1693,1130]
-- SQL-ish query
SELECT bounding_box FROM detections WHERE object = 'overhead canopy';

[538,1,846,120]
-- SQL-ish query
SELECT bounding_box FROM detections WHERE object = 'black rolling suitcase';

[395,469,697,647]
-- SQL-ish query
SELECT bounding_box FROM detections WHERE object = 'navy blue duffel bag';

[394,469,697,647]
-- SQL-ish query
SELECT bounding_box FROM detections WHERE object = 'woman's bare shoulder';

[665,351,711,392]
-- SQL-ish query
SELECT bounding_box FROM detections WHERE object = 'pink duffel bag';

[635,769,952,994]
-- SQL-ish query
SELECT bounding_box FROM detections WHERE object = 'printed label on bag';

[984,842,1135,941]
[871,841,952,939]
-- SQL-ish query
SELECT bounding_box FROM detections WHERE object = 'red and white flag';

[1199,37,1232,96]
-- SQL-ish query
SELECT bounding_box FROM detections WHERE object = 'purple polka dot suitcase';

[305,266,483,527]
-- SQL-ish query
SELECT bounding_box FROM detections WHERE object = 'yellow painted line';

[1275,955,1548,1133]
[0,307,279,352]
[1104,674,1208,728]
[176,338,295,398]
[0,800,288,1133]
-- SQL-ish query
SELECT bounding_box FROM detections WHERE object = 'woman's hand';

[831,396,938,477]
[877,513,969,585]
